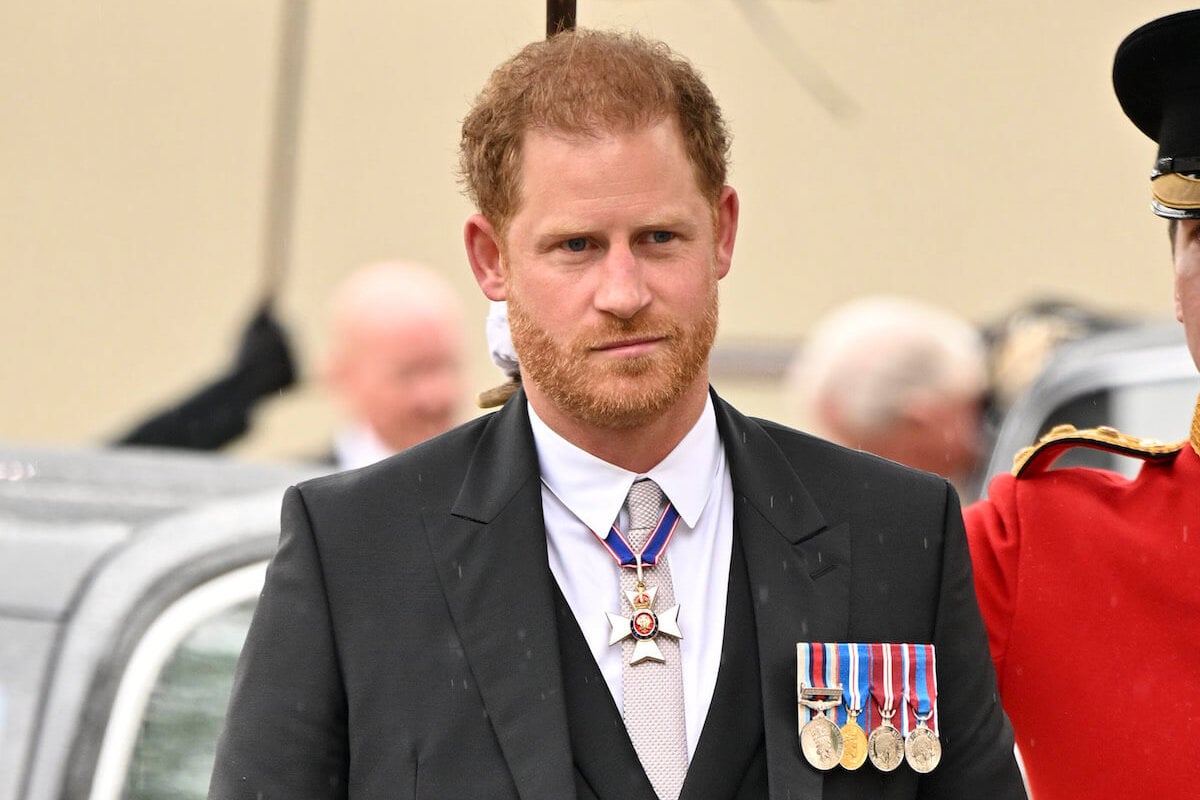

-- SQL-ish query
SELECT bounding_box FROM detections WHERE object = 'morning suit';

[210,390,1024,799]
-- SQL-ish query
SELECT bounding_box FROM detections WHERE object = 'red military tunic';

[964,397,1200,800]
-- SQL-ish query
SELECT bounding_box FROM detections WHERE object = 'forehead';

[513,118,706,215]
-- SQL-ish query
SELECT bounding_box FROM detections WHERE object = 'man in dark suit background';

[210,29,1024,799]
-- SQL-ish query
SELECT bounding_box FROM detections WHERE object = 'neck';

[525,380,710,473]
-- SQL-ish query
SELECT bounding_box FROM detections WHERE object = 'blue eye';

[649,231,674,244]
[563,237,589,252]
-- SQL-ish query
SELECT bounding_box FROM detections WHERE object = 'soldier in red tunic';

[964,11,1200,800]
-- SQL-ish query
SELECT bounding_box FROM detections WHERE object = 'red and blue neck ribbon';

[594,502,681,568]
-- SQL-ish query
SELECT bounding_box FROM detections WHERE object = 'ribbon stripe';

[594,503,681,568]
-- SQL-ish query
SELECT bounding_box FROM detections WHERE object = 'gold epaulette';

[1012,423,1186,478]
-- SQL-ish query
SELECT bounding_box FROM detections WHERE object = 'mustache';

[580,315,677,348]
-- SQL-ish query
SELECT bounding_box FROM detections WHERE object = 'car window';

[87,563,266,800]
[119,598,255,799]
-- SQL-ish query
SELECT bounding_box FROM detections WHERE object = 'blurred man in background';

[787,295,989,500]
[115,260,466,468]
[320,260,466,470]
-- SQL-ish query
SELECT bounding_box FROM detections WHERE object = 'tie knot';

[625,479,666,542]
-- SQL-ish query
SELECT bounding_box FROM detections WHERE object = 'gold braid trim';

[1012,422,1186,478]
[1191,393,1200,457]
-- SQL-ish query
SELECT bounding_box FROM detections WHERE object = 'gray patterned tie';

[621,478,688,800]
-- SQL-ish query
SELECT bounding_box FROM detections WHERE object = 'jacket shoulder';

[749,414,950,497]
[1011,423,1185,478]
[296,412,497,499]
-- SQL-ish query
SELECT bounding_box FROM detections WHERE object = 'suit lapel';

[424,393,576,800]
[714,396,852,800]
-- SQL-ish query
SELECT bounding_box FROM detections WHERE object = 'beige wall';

[3,1,1192,461]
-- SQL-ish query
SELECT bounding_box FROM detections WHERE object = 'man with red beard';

[211,30,1024,800]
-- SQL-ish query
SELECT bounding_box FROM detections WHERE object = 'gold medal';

[867,718,905,772]
[904,719,942,773]
[839,711,869,770]
[797,685,845,771]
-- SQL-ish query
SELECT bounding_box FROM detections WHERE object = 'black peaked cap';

[1114,9,1200,217]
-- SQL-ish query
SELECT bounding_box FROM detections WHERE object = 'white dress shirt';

[528,396,734,758]
[332,423,395,471]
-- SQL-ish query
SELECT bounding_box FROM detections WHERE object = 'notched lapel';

[425,395,576,800]
[714,394,852,800]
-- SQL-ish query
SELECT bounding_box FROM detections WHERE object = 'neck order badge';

[599,486,684,665]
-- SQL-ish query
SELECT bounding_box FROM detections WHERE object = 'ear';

[465,213,507,301]
[714,186,739,280]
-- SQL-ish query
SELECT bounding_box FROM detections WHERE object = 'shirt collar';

[333,423,395,471]
[528,395,723,535]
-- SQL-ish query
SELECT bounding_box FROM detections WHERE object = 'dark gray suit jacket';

[210,391,1025,799]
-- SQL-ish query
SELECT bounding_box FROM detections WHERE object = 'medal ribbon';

[868,643,905,732]
[823,643,844,724]
[797,643,813,725]
[903,643,939,734]
[797,643,842,724]
[838,643,871,729]
[594,501,681,568]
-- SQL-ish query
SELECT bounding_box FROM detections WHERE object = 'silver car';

[1,446,314,800]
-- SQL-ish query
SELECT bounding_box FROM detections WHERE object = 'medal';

[796,644,846,771]
[840,715,869,771]
[867,717,905,772]
[904,722,941,774]
[799,686,845,771]
[867,643,905,772]
[605,575,682,664]
[903,644,941,773]
[597,502,683,666]
[837,643,870,770]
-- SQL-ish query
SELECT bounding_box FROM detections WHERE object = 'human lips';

[591,335,667,356]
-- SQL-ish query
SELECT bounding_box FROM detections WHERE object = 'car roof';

[0,444,319,800]
[0,444,314,620]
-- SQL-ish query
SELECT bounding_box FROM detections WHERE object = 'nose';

[593,245,651,319]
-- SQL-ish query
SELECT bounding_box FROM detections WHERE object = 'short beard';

[508,288,718,430]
